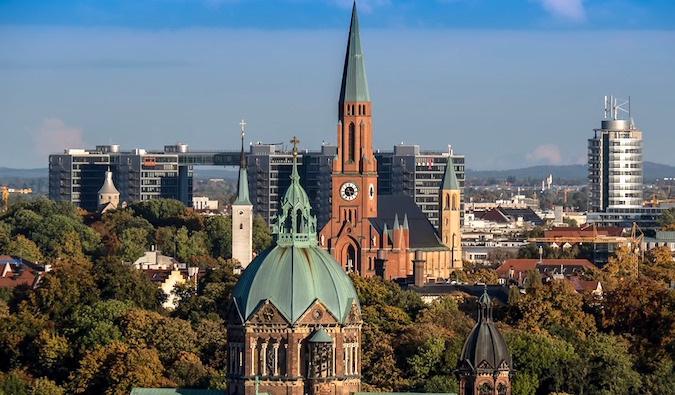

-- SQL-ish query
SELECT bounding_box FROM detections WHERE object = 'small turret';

[457,287,512,395]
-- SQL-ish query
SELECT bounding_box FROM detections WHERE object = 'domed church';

[457,288,512,395]
[226,137,363,395]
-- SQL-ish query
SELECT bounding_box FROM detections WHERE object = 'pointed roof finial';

[393,213,400,230]
[441,160,460,190]
[402,213,409,230]
[239,118,246,169]
[339,1,370,106]
[233,119,251,206]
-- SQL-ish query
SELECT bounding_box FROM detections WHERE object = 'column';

[261,341,268,376]
[250,341,257,376]
[239,345,244,375]
[343,344,348,375]
[354,344,359,375]
[273,343,280,376]
[297,340,302,376]
[332,340,336,377]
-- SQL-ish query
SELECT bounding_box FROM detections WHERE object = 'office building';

[587,96,660,227]
[49,144,193,212]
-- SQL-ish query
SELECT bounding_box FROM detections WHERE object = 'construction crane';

[1,187,32,213]
[529,222,644,277]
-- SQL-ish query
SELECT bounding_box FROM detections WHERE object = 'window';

[479,383,492,395]
[348,123,355,162]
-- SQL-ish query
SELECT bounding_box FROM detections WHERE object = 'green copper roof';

[441,161,460,190]
[339,2,370,104]
[231,241,360,325]
[230,137,360,325]
[308,327,333,343]
[233,131,251,206]
[130,389,224,395]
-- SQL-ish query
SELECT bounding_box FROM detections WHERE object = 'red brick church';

[318,2,462,281]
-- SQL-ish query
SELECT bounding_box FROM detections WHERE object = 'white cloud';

[526,144,563,165]
[31,118,86,156]
[537,0,586,22]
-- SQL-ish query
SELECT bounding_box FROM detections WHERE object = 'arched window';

[239,223,243,230]
[497,383,507,395]
[351,104,355,115]
[445,194,450,209]
[452,194,458,210]
[296,209,303,233]
[348,123,356,162]
[479,383,492,395]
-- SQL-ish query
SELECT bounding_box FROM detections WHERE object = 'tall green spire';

[233,119,251,206]
[271,136,318,247]
[339,1,370,105]
[441,160,460,190]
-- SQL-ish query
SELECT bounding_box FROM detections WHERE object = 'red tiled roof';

[497,258,594,278]
[566,276,601,293]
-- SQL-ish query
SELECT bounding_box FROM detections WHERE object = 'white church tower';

[98,169,120,213]
[232,119,253,269]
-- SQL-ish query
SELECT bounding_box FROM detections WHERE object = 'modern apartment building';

[49,142,464,227]
[49,144,193,212]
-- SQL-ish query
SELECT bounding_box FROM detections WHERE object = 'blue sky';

[1,0,674,170]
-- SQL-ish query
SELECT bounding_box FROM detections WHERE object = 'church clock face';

[340,182,359,201]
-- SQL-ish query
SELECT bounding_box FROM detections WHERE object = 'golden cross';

[290,136,300,157]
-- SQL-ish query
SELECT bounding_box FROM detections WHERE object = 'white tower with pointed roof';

[98,169,120,212]
[232,119,253,269]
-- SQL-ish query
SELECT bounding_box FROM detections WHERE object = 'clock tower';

[320,2,378,275]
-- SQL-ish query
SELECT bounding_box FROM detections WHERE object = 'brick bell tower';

[320,2,378,275]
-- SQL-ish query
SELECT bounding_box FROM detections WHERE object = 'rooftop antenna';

[604,95,608,119]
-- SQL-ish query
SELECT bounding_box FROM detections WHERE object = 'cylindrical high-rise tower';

[588,96,643,213]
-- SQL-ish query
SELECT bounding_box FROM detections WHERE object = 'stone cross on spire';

[240,119,246,137]
[290,136,300,157]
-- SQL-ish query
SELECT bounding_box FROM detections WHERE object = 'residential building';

[496,258,595,286]
[49,144,193,211]
[192,196,218,211]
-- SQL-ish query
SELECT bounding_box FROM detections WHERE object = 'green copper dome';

[230,137,360,325]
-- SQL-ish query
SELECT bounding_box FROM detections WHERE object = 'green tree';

[63,299,133,355]
[29,329,69,377]
[515,280,595,339]
[575,333,641,395]
[69,341,170,395]
[30,258,100,321]
[118,227,149,262]
[174,227,208,263]
[504,329,578,395]
[252,214,272,253]
[603,276,675,371]
[658,207,675,230]
[6,235,43,262]
[29,377,64,395]
[93,256,162,310]
[204,215,232,259]
[166,351,210,388]
[0,372,27,395]
[119,309,197,364]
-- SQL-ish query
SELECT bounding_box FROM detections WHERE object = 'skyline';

[1,1,674,170]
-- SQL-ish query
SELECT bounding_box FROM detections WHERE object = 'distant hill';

[0,167,47,179]
[466,161,675,183]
